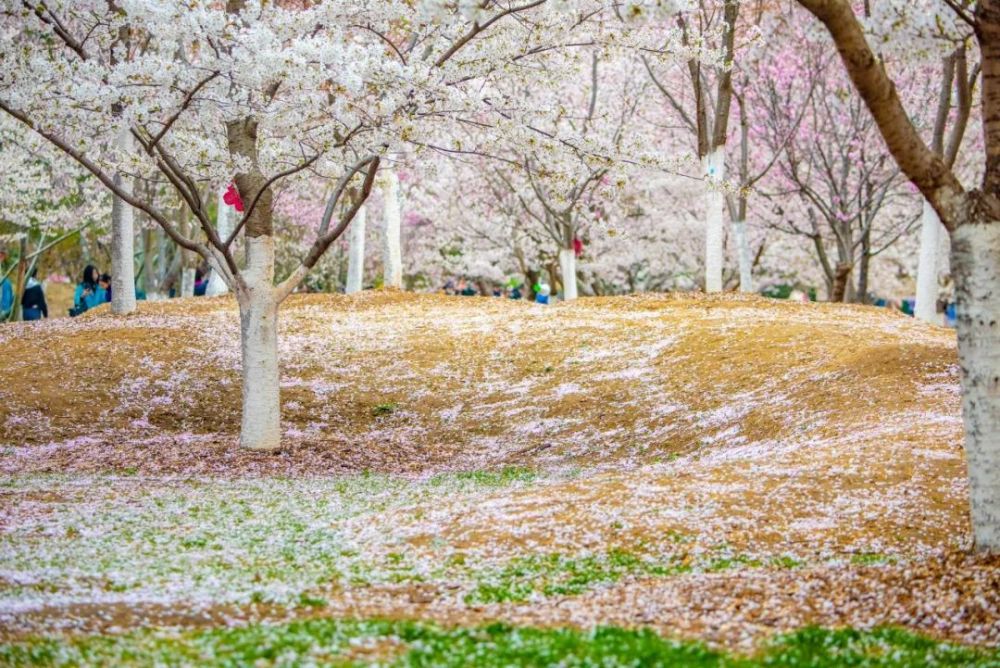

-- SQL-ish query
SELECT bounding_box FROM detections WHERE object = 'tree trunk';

[559,247,578,301]
[915,199,943,323]
[857,226,872,305]
[547,263,559,295]
[180,268,196,298]
[382,171,403,289]
[10,238,27,322]
[704,146,726,293]
[236,236,281,451]
[732,219,753,293]
[346,205,366,294]
[832,262,853,302]
[951,220,1000,552]
[206,186,232,296]
[142,228,155,297]
[110,134,137,315]
[525,269,540,301]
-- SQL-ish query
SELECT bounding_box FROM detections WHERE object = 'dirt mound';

[3,293,991,651]
[0,291,959,478]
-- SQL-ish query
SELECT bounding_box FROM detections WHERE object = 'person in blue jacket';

[72,265,105,315]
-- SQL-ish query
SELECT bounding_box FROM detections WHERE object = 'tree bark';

[10,238,27,322]
[704,146,726,292]
[236,236,281,451]
[832,262,853,303]
[951,220,1000,551]
[915,199,943,323]
[525,269,540,301]
[382,170,403,289]
[732,219,753,293]
[110,132,137,314]
[206,186,232,296]
[559,247,578,301]
[180,268,196,298]
[346,205,366,294]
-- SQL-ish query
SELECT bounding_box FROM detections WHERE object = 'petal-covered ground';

[0,292,997,664]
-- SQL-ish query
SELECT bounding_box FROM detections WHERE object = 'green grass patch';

[371,402,399,417]
[851,552,898,566]
[428,466,537,489]
[467,548,806,604]
[466,549,691,604]
[1,620,996,667]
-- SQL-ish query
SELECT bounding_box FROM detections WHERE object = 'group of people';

[441,278,527,300]
[440,277,556,304]
[0,248,117,322]
[70,265,112,317]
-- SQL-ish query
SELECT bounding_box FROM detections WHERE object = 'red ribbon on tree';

[223,183,245,212]
[573,237,584,257]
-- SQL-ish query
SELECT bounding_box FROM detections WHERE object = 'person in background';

[99,273,112,303]
[0,249,12,320]
[194,268,208,296]
[460,279,478,296]
[72,265,105,315]
[21,268,47,321]
[535,282,551,305]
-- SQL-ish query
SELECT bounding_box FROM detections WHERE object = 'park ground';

[0,292,998,666]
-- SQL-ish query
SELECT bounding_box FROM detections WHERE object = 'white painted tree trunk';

[237,236,281,451]
[206,187,233,296]
[732,220,753,293]
[346,206,366,294]
[382,171,403,289]
[915,199,943,324]
[180,267,196,298]
[110,132,137,315]
[559,248,578,301]
[951,222,1000,553]
[704,147,725,293]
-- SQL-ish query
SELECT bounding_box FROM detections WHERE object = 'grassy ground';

[0,292,997,665]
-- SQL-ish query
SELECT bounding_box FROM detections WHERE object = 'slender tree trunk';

[142,228,156,297]
[559,248,578,301]
[704,146,726,292]
[110,134,137,314]
[732,219,753,293]
[525,269,540,301]
[346,205,366,294]
[547,263,559,295]
[157,229,171,297]
[11,238,27,321]
[382,171,403,289]
[206,187,232,297]
[915,199,943,323]
[857,227,872,304]
[180,268,196,298]
[178,208,196,298]
[951,220,1000,551]
[832,262,853,302]
[236,236,281,451]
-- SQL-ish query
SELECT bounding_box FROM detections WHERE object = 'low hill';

[1,292,997,657]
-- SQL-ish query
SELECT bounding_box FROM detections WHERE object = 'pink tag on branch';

[223,183,245,212]
[573,237,584,257]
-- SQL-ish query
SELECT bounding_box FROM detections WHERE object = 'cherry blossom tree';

[644,0,739,292]
[0,0,688,449]
[793,0,1000,551]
